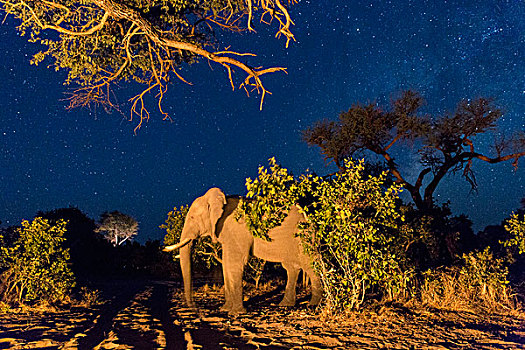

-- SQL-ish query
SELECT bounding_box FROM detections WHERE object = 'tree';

[38,207,113,276]
[303,91,525,212]
[96,211,138,246]
[0,217,75,305]
[1,0,299,130]
[503,212,525,255]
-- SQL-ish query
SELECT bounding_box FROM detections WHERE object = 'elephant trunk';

[179,242,195,308]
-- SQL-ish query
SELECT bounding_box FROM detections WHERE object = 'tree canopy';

[1,0,298,130]
[303,91,525,211]
[95,211,138,246]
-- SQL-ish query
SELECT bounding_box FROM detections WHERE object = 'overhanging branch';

[2,0,295,129]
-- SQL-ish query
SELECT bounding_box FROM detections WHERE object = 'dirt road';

[0,280,524,349]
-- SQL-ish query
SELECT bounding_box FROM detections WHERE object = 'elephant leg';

[304,265,322,306]
[279,262,299,307]
[220,246,247,314]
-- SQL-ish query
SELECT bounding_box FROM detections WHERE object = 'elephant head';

[163,187,227,307]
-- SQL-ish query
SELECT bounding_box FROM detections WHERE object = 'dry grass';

[74,287,105,308]
[420,268,521,313]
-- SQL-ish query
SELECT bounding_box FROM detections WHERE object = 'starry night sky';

[1,0,524,242]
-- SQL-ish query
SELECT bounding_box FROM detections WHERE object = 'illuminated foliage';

[421,248,512,311]
[299,160,410,311]
[240,158,412,311]
[0,218,75,305]
[1,0,299,130]
[0,232,6,269]
[239,157,301,241]
[503,212,525,255]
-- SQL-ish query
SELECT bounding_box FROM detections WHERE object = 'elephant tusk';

[163,238,192,252]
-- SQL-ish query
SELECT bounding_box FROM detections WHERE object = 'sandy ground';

[0,280,524,349]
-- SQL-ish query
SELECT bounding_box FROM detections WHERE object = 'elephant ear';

[205,188,227,242]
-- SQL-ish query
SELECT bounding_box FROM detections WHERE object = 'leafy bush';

[299,160,411,311]
[0,233,7,269]
[77,287,104,307]
[239,158,525,313]
[503,212,525,255]
[161,205,189,257]
[0,217,75,305]
[240,158,412,312]
[0,301,11,314]
[461,248,510,296]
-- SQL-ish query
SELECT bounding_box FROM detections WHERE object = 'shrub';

[0,233,7,269]
[0,217,75,305]
[503,212,525,255]
[77,287,104,307]
[0,301,11,314]
[239,157,301,241]
[240,158,412,312]
[299,160,411,311]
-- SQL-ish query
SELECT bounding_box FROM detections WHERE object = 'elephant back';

[267,205,304,239]
[252,205,304,262]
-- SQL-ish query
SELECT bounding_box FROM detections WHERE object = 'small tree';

[503,212,525,255]
[96,211,138,246]
[0,217,75,305]
[303,91,525,212]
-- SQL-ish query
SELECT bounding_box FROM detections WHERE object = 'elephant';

[164,187,322,313]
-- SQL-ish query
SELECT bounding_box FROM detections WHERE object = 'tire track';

[145,281,187,349]
[74,281,145,350]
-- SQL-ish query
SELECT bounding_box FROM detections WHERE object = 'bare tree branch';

[303,91,525,211]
